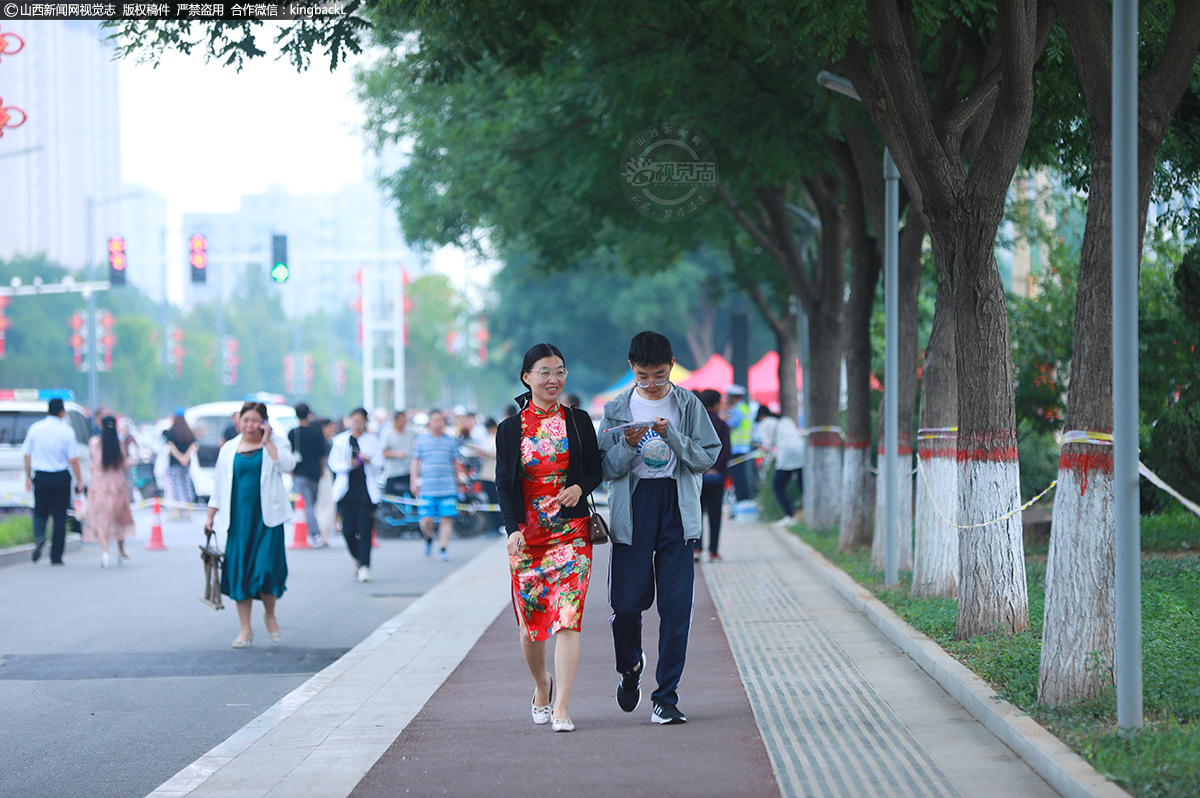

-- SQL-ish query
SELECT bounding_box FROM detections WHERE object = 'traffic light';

[270,234,289,283]
[189,234,208,283]
[108,236,126,285]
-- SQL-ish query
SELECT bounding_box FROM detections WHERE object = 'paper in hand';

[603,420,657,433]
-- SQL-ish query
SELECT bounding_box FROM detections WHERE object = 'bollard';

[288,494,312,550]
[146,496,168,550]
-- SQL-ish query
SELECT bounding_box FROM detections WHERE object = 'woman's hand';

[505,529,525,557]
[260,422,272,443]
[204,508,217,534]
[555,484,583,508]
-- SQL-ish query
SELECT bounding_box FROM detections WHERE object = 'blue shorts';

[419,494,459,520]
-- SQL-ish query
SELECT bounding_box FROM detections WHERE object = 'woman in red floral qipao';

[496,343,603,733]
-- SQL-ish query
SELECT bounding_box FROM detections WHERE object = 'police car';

[0,389,93,508]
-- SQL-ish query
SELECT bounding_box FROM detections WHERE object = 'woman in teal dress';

[204,401,297,648]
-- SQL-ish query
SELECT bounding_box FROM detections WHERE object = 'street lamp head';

[9,276,20,288]
[62,275,75,287]
[816,70,862,102]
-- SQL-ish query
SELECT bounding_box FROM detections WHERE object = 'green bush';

[0,512,33,548]
[1145,392,1200,515]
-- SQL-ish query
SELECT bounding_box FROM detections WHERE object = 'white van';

[0,389,93,508]
[184,400,299,502]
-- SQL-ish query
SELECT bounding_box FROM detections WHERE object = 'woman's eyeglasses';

[533,368,568,380]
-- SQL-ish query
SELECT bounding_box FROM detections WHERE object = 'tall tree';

[1039,0,1200,705]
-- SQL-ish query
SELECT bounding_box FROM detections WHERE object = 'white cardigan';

[328,430,382,504]
[207,434,297,535]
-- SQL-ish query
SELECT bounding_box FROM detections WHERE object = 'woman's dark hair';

[169,415,195,449]
[239,401,269,421]
[698,389,722,411]
[519,343,566,390]
[756,405,776,421]
[348,407,369,419]
[100,416,123,471]
[627,331,673,368]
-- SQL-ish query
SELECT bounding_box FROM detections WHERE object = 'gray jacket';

[599,384,722,544]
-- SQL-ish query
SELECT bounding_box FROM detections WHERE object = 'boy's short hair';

[628,330,673,368]
[294,402,311,420]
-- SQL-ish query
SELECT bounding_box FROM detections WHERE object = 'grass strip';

[793,514,1200,798]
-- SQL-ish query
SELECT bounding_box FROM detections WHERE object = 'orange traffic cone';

[372,527,380,548]
[288,494,312,550]
[146,496,168,550]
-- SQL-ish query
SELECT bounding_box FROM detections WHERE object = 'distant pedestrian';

[725,385,755,503]
[315,418,338,539]
[288,402,329,547]
[22,397,84,565]
[381,410,419,497]
[468,418,501,535]
[599,331,721,725]
[410,409,462,562]
[84,416,136,568]
[330,408,382,583]
[697,390,732,562]
[497,344,603,732]
[770,414,806,524]
[204,401,296,648]
[162,408,198,520]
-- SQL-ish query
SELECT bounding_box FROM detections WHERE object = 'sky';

[118,45,479,301]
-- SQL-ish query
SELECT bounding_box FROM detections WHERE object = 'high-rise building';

[0,21,122,274]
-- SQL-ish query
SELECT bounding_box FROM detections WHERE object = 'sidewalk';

[148,520,1122,798]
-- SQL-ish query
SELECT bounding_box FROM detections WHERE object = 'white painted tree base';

[840,447,874,550]
[1039,467,1115,705]
[913,455,958,598]
[956,459,1029,638]
[872,457,913,571]
[808,447,843,531]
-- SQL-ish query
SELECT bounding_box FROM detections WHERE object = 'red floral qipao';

[510,402,592,642]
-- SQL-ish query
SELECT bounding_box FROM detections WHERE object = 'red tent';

[677,354,733,392]
[748,351,803,409]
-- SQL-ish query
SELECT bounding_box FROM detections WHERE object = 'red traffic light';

[108,236,126,270]
[189,234,208,269]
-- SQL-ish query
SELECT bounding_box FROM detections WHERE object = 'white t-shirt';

[629,390,679,479]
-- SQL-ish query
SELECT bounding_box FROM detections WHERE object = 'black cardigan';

[495,404,604,536]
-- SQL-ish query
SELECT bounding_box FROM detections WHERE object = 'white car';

[183,400,299,502]
[0,390,93,508]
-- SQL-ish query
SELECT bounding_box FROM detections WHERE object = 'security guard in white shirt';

[22,397,83,564]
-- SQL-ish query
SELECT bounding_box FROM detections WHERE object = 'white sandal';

[531,673,553,725]
[551,716,575,733]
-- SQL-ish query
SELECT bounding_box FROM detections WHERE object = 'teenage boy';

[599,331,722,725]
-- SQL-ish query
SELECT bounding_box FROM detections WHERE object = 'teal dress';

[220,449,287,601]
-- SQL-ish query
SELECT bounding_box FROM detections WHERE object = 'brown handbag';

[566,406,608,544]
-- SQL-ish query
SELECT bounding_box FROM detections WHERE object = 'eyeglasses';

[634,377,670,388]
[532,368,568,380]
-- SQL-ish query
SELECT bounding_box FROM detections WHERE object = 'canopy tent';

[747,351,803,409]
[588,362,692,415]
[676,354,733,392]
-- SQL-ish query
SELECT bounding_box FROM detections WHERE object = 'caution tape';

[1062,430,1114,446]
[1139,462,1200,519]
[917,426,958,441]
[380,493,502,513]
[728,448,770,467]
[915,455,1057,530]
[803,425,845,438]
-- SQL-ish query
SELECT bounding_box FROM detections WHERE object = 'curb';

[0,534,83,568]
[771,525,1133,798]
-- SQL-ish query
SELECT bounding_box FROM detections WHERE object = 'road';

[0,509,496,798]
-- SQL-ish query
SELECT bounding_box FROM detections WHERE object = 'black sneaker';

[652,702,687,725]
[616,652,645,713]
[32,539,44,563]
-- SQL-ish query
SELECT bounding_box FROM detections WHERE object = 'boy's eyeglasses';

[634,378,670,388]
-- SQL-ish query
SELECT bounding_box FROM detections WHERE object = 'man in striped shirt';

[411,409,463,561]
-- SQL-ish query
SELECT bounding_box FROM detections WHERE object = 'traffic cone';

[372,527,380,548]
[288,494,312,550]
[146,496,168,550]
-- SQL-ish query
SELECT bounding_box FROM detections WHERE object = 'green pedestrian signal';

[271,234,289,283]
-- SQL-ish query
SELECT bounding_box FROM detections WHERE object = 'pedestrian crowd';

[20,328,801,733]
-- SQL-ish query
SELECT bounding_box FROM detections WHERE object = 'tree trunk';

[912,265,959,597]
[1039,0,1200,705]
[838,140,882,550]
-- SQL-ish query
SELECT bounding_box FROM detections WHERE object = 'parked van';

[184,399,299,502]
[0,389,93,508]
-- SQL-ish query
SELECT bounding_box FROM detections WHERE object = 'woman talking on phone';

[204,401,297,648]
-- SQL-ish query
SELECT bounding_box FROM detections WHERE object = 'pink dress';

[83,437,136,542]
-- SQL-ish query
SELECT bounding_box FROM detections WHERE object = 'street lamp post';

[817,70,901,585]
